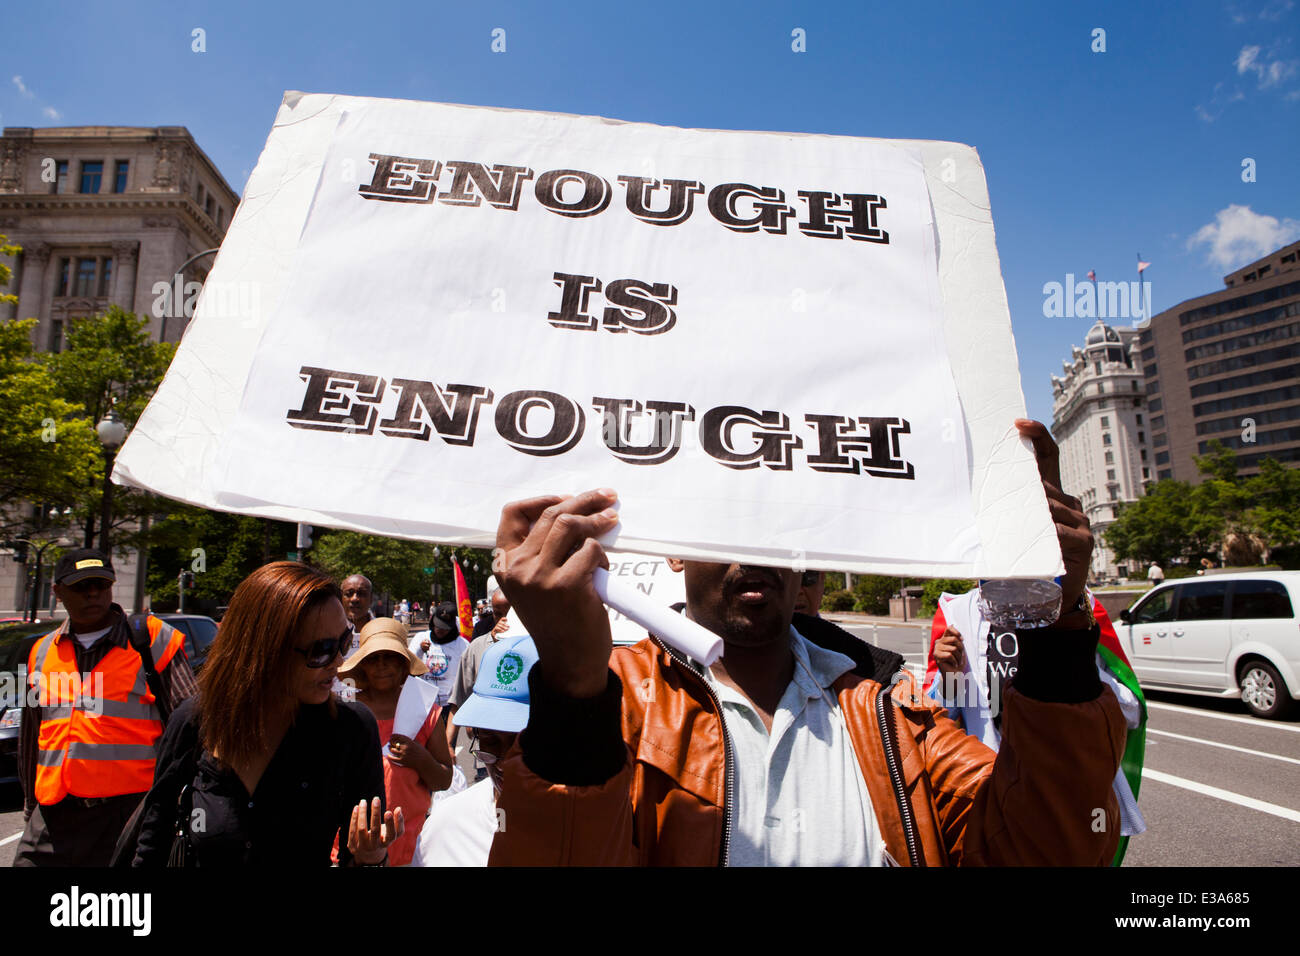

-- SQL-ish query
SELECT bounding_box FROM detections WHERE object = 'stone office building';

[1051,320,1152,581]
[1140,241,1300,482]
[0,125,239,615]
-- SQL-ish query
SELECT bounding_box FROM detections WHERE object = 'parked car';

[1118,571,1300,719]
[0,621,57,786]
[153,613,219,674]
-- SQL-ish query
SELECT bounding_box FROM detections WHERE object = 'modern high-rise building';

[1141,241,1300,482]
[0,125,239,615]
[1051,320,1151,581]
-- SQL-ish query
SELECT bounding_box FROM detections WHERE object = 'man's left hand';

[1015,419,1094,617]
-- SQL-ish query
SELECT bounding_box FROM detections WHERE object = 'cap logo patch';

[495,652,524,686]
[75,559,104,570]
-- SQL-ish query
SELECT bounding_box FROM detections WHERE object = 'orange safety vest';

[28,616,184,805]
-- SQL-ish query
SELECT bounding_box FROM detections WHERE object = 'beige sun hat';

[338,617,427,678]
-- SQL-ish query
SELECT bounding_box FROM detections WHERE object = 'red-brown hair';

[198,561,343,768]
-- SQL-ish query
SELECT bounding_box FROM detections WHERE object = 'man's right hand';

[933,626,966,674]
[495,489,619,699]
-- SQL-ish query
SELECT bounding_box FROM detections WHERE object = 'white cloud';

[12,75,33,98]
[1259,0,1295,20]
[42,106,62,121]
[1187,205,1300,269]
[1236,43,1298,88]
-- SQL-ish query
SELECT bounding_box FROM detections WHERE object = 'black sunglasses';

[292,626,354,668]
[800,571,821,587]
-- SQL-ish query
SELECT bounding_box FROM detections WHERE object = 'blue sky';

[4,0,1297,426]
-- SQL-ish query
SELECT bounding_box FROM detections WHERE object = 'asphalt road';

[3,620,1297,866]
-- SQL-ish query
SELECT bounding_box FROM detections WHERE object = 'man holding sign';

[487,420,1124,867]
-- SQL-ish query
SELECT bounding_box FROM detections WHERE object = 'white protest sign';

[603,555,687,646]
[386,675,440,755]
[115,93,1062,579]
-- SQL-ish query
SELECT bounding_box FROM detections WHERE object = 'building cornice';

[0,195,223,246]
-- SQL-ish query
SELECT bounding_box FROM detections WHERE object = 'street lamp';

[96,399,128,554]
[16,534,73,621]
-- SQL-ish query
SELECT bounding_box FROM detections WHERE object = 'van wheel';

[1239,661,1296,719]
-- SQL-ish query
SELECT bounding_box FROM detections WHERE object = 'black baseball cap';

[431,601,458,631]
[54,549,116,585]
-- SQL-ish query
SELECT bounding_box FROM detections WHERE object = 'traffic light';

[181,572,196,590]
[296,523,313,550]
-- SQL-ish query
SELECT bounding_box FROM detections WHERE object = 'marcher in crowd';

[133,562,400,867]
[15,549,195,867]
[413,636,538,867]
[340,617,455,865]
[446,590,511,763]
[410,602,469,708]
[486,420,1127,866]
[1146,562,1164,586]
[926,585,1148,864]
[792,570,825,618]
[342,574,376,647]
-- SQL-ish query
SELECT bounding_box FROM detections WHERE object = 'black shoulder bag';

[110,615,190,867]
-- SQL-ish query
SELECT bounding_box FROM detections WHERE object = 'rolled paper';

[593,566,723,665]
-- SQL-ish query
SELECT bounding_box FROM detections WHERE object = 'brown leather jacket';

[489,621,1127,866]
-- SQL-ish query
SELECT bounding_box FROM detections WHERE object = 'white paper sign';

[604,555,686,646]
[115,93,1063,579]
[386,675,440,755]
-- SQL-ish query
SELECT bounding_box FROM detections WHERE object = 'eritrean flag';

[451,558,474,641]
[1092,599,1148,867]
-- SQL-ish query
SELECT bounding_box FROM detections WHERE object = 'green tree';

[920,578,977,615]
[0,323,101,538]
[1105,478,1219,568]
[309,531,493,608]
[850,575,900,615]
[1244,458,1300,560]
[41,306,176,550]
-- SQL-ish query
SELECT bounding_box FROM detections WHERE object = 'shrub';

[822,589,855,612]
[852,575,899,615]
[920,578,977,615]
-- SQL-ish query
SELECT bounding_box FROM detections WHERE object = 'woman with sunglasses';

[132,562,402,866]
[338,618,454,866]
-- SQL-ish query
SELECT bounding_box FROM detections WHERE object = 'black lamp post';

[95,400,128,554]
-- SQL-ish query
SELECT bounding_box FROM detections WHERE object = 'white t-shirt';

[72,626,113,650]
[411,779,498,867]
[411,636,468,708]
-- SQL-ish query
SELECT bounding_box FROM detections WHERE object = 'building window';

[196,181,204,203]
[74,258,97,296]
[205,195,215,219]
[1095,362,1102,375]
[51,160,68,194]
[1101,416,1110,427]
[1107,469,1116,480]
[1105,450,1114,464]
[56,257,70,296]
[1109,487,1118,501]
[1158,469,1172,480]
[1142,467,1150,480]
[98,258,113,297]
[49,319,64,353]
[1140,448,1148,461]
[1156,451,1170,465]
[1131,380,1139,391]
[1138,431,1145,443]
[113,160,129,193]
[1136,414,1143,425]
[1103,432,1112,445]
[79,161,103,194]
[1151,415,1165,429]
[217,206,225,229]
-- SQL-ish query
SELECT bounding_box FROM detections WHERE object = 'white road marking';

[1142,768,1300,824]
[1147,699,1300,733]
[1147,728,1300,766]
[0,831,22,847]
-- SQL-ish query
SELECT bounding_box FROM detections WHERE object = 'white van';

[1117,571,1300,719]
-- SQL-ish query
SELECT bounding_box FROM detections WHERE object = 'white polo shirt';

[701,626,885,867]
